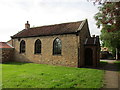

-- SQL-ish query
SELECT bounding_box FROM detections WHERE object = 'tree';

[100,30,120,59]
[94,2,120,31]
[94,2,120,59]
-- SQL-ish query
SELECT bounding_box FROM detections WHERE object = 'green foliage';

[94,2,120,31]
[2,62,104,88]
[100,29,120,55]
[94,2,120,56]
[101,30,120,48]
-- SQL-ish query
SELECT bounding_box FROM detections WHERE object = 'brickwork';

[78,20,91,67]
[11,19,100,67]
[1,49,14,63]
[13,34,78,67]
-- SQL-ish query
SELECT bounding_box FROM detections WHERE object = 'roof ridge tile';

[12,20,84,39]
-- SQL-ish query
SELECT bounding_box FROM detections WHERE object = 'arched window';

[53,38,62,55]
[20,40,25,53]
[34,39,41,54]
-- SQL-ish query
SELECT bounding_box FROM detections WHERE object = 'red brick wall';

[1,49,14,63]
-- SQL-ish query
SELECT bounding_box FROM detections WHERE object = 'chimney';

[92,35,95,37]
[25,21,30,29]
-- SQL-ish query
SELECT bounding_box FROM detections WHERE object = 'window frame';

[20,40,26,53]
[53,38,62,55]
[34,39,41,54]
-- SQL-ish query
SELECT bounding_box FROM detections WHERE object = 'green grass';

[2,62,104,88]
[100,61,108,63]
[114,61,120,72]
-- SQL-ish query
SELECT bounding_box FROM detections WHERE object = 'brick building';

[8,19,100,67]
[0,42,14,63]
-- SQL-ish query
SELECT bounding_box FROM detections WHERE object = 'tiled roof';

[0,42,14,49]
[11,21,83,38]
[84,37,100,46]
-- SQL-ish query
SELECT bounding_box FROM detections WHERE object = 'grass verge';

[2,62,104,88]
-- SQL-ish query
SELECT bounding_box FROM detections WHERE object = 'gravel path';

[100,60,119,89]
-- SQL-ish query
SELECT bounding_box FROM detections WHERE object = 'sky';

[0,0,101,42]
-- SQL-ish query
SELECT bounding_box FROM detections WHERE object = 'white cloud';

[0,0,100,42]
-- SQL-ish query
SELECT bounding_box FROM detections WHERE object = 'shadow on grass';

[99,61,108,67]
[82,61,108,68]
[82,60,120,72]
[2,62,33,65]
[2,61,120,72]
[87,61,120,72]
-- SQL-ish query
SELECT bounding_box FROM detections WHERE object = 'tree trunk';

[116,48,118,60]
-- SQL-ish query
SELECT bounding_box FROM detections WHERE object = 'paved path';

[100,60,119,89]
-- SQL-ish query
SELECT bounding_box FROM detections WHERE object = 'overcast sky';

[0,0,101,42]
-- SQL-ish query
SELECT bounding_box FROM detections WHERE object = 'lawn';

[2,62,104,88]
